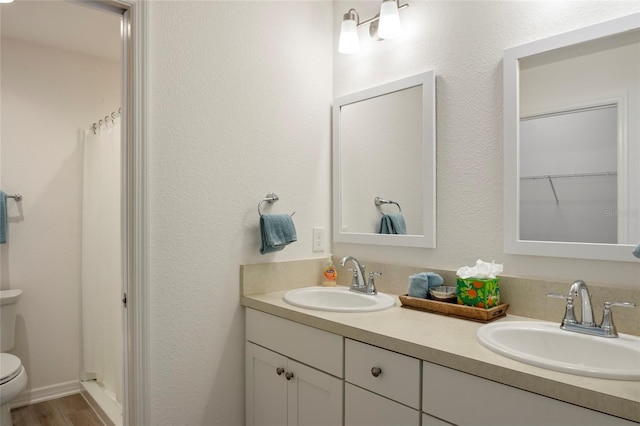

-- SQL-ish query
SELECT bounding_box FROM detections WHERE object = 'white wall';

[333,1,640,287]
[0,39,120,392]
[147,1,333,424]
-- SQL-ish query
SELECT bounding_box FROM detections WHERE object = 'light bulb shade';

[338,18,359,54]
[378,0,402,39]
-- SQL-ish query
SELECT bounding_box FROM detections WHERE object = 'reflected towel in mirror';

[379,213,406,235]
[260,214,297,255]
[633,244,640,258]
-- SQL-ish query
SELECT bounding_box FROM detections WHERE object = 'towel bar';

[258,193,295,217]
[6,194,22,202]
[375,196,401,213]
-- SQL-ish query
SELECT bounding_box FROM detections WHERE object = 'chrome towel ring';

[258,193,295,217]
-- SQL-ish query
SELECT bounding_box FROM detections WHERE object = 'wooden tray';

[398,294,509,323]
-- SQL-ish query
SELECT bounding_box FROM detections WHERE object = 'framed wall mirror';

[333,71,436,248]
[504,13,640,261]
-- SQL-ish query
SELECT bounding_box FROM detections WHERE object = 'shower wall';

[0,38,120,401]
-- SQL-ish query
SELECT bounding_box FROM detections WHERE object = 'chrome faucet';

[569,279,595,327]
[340,256,376,295]
[548,279,636,338]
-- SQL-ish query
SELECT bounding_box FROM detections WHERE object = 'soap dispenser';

[322,256,337,287]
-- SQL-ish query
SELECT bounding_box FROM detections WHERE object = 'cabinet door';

[345,383,419,426]
[246,342,288,426]
[287,359,343,426]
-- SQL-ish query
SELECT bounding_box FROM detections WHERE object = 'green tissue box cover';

[456,277,500,309]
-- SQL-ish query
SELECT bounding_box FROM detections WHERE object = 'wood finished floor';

[11,394,104,426]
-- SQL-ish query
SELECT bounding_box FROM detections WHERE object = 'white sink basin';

[477,321,640,380]
[283,286,395,313]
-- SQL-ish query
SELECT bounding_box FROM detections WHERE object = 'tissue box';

[456,278,500,309]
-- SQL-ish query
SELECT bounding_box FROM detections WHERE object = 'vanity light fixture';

[378,0,402,39]
[338,9,360,54]
[338,0,409,54]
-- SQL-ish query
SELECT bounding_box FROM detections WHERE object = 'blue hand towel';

[0,191,6,244]
[408,273,429,298]
[259,214,297,255]
[408,272,444,299]
[425,272,444,289]
[378,213,407,235]
[633,243,640,259]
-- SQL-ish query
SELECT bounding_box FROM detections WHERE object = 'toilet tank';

[0,290,23,351]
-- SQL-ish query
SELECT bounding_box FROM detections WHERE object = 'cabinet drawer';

[246,309,343,377]
[422,361,636,426]
[345,383,419,426]
[422,413,453,426]
[345,339,420,409]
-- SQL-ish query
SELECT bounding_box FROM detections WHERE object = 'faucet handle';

[347,268,359,287]
[546,293,567,300]
[367,272,382,294]
[547,293,578,325]
[605,301,636,309]
[600,301,636,337]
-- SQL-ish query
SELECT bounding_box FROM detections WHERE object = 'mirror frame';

[333,71,436,248]
[504,13,640,262]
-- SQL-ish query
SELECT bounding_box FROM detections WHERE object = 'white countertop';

[242,289,640,423]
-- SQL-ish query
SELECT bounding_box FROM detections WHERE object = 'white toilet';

[0,290,27,426]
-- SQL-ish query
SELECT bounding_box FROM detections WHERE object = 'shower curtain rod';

[91,107,122,134]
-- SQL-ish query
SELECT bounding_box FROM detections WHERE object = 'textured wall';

[333,1,640,287]
[147,2,333,424]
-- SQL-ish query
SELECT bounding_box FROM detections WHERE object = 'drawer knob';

[285,372,295,381]
[371,367,382,377]
[276,367,285,376]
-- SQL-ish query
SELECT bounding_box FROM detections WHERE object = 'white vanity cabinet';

[422,361,636,426]
[344,339,421,426]
[245,309,343,426]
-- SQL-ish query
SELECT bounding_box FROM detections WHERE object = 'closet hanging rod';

[520,171,617,180]
[6,194,22,202]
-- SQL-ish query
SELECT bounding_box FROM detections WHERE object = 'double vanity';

[242,11,640,426]
[242,275,639,425]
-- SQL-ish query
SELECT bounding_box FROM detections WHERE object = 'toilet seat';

[0,353,22,385]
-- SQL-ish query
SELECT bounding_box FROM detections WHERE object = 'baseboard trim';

[10,380,83,409]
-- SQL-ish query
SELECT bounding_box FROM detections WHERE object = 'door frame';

[98,1,149,425]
